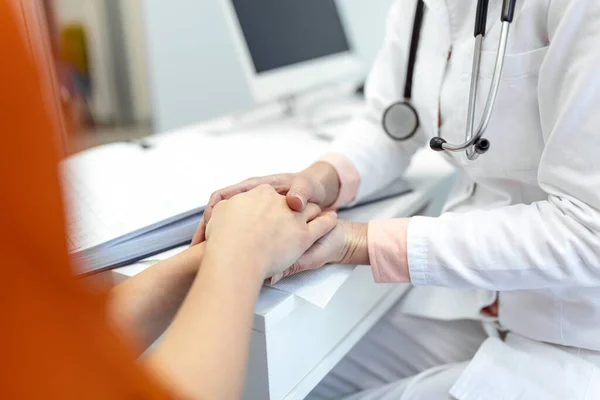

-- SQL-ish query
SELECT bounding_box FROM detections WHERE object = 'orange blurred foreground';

[0,1,171,398]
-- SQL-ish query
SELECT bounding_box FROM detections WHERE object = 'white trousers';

[306,299,487,400]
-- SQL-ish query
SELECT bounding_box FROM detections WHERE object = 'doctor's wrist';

[338,222,369,265]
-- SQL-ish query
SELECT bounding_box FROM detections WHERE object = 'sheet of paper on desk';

[270,265,356,308]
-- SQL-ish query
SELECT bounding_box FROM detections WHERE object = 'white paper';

[270,265,356,308]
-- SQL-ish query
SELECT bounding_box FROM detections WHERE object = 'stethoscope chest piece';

[383,101,419,141]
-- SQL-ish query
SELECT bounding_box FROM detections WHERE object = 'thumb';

[191,217,206,245]
[286,175,324,212]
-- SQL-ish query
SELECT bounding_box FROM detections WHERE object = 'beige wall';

[121,0,152,122]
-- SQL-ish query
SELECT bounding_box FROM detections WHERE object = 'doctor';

[193,0,600,398]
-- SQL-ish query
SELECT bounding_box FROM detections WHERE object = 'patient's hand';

[205,185,337,279]
[272,220,364,284]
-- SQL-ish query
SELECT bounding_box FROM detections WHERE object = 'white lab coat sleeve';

[326,2,426,203]
[406,1,600,290]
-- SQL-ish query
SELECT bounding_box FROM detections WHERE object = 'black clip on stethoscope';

[382,0,517,161]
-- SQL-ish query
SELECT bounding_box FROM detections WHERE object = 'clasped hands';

[192,163,364,282]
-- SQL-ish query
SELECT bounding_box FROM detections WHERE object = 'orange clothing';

[0,1,171,398]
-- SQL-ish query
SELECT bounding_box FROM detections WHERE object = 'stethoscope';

[382,0,517,160]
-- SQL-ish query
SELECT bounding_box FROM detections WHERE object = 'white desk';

[111,147,455,400]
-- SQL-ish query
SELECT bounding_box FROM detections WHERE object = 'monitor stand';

[204,82,362,136]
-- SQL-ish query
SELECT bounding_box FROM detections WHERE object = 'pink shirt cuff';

[319,153,360,209]
[368,219,411,283]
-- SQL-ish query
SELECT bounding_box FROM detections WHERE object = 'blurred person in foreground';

[0,1,336,399]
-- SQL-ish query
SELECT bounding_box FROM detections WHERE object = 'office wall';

[121,0,152,123]
[142,0,396,133]
[54,0,152,124]
[339,0,395,70]
[54,0,117,122]
[141,0,247,132]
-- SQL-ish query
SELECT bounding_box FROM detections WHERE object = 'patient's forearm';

[145,247,265,400]
[108,244,204,352]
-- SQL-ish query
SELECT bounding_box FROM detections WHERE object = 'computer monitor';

[221,0,362,103]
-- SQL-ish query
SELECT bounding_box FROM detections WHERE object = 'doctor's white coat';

[329,0,600,398]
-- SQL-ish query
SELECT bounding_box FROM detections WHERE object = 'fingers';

[277,234,333,281]
[269,272,284,285]
[191,216,206,245]
[289,239,329,274]
[203,183,248,223]
[270,213,339,284]
[286,175,325,212]
[286,193,305,212]
[204,175,292,223]
[307,211,337,243]
[302,203,323,222]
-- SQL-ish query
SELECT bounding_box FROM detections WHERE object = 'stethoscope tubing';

[383,0,518,160]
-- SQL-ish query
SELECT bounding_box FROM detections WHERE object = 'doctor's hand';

[204,185,338,280]
[192,162,341,245]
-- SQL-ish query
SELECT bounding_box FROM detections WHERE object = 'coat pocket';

[477,46,549,80]
[453,46,549,175]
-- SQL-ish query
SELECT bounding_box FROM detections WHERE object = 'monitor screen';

[231,0,351,74]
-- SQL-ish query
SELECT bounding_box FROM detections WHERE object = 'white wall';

[141,0,250,132]
[142,0,397,133]
[339,0,395,70]
[53,0,82,21]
